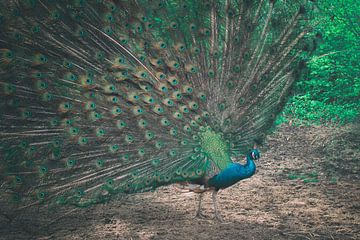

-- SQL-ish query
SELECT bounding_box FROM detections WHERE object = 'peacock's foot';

[213,213,224,222]
[194,212,208,219]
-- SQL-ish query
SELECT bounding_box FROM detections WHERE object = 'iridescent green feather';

[0,0,316,209]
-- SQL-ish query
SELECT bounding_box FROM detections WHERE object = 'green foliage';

[282,0,360,125]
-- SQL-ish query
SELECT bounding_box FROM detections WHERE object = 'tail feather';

[0,0,316,210]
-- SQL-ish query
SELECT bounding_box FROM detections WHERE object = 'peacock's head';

[248,149,261,160]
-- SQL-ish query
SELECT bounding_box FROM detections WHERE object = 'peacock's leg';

[212,190,223,222]
[195,193,206,218]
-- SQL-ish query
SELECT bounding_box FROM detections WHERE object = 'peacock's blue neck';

[244,155,256,175]
[207,154,256,190]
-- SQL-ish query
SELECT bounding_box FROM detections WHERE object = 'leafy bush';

[281,0,360,125]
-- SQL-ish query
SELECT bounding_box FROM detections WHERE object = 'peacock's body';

[0,0,317,220]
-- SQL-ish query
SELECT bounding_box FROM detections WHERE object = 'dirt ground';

[0,124,359,240]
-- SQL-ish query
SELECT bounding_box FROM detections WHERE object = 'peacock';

[0,0,318,222]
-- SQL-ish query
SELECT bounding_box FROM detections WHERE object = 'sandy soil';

[0,124,359,240]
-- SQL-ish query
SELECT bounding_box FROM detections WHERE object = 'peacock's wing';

[0,0,315,209]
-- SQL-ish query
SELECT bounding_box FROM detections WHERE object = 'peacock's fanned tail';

[0,0,316,209]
